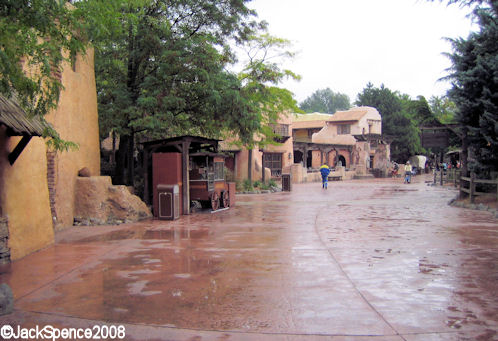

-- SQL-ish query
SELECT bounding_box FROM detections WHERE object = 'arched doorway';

[337,155,346,167]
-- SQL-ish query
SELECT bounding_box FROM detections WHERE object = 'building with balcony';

[220,106,390,184]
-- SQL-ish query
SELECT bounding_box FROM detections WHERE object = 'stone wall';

[0,216,10,264]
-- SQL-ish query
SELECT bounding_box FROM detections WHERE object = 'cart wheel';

[210,192,220,211]
[221,191,229,208]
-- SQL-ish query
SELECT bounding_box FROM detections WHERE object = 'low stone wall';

[0,216,10,264]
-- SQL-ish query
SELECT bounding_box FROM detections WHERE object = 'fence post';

[440,170,444,186]
[459,174,465,199]
[470,172,476,204]
[434,170,437,185]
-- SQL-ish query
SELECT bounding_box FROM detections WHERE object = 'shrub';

[243,179,254,191]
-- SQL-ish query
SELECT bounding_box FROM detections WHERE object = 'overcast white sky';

[245,0,476,104]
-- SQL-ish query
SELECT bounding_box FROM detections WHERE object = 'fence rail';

[434,170,498,203]
[434,169,498,203]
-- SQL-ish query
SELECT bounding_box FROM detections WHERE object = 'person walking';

[404,161,412,184]
[320,164,331,189]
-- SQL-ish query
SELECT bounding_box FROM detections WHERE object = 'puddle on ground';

[76,227,210,243]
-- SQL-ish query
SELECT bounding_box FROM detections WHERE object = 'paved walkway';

[1,175,497,340]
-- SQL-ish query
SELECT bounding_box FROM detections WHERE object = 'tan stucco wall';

[46,49,100,229]
[0,131,54,260]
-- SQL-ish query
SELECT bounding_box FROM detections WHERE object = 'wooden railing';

[459,173,498,203]
[433,169,461,187]
[434,170,498,203]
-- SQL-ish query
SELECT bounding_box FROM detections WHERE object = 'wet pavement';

[0,174,497,340]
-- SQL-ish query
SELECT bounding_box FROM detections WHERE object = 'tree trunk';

[115,134,133,185]
[127,132,135,186]
[247,149,252,184]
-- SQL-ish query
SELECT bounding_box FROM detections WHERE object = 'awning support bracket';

[8,135,32,165]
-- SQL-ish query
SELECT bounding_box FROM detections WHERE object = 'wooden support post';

[470,172,476,204]
[434,170,437,185]
[143,148,150,204]
[303,147,308,170]
[440,170,444,186]
[262,152,265,184]
[182,140,190,215]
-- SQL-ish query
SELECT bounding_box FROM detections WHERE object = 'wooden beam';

[182,140,190,215]
[8,135,32,165]
[143,147,150,205]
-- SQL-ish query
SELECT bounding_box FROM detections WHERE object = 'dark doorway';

[307,150,312,168]
[294,150,303,164]
[338,155,346,167]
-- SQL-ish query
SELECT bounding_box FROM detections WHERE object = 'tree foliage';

[77,0,299,185]
[299,88,350,114]
[440,0,498,176]
[236,33,301,148]
[429,96,457,124]
[0,0,86,150]
[355,83,425,162]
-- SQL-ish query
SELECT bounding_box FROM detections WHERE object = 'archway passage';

[337,155,346,168]
[293,150,303,164]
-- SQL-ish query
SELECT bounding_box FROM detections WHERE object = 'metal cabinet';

[157,184,180,220]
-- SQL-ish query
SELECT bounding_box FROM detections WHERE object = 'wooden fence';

[434,170,498,203]
[433,169,461,188]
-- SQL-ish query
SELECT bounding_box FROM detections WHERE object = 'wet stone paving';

[0,174,497,340]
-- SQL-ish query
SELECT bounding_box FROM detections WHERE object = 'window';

[263,153,282,176]
[337,125,351,135]
[272,124,290,136]
[214,162,224,180]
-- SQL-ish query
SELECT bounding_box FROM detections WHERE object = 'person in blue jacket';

[320,164,331,189]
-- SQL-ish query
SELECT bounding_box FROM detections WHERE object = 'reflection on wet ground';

[0,175,497,340]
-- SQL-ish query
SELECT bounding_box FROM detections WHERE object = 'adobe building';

[220,112,295,182]
[0,49,100,261]
[221,106,390,184]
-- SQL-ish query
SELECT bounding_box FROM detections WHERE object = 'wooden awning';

[0,95,48,165]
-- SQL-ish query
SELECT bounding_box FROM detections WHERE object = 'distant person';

[320,164,331,189]
[404,161,412,184]
[391,162,399,178]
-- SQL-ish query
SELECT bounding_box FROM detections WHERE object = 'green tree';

[299,88,350,114]
[437,0,498,176]
[77,0,262,185]
[235,32,301,184]
[355,83,423,162]
[236,32,301,148]
[0,0,86,149]
[429,96,457,124]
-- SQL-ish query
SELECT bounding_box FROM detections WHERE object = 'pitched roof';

[0,95,46,136]
[328,107,370,122]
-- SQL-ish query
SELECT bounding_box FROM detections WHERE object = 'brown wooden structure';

[189,152,230,210]
[142,136,232,215]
